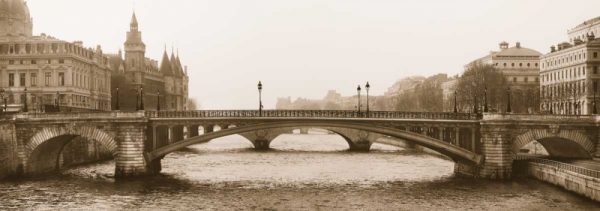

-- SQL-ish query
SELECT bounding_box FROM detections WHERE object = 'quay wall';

[525,159,600,201]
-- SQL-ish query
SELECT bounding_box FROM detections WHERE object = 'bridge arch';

[25,126,118,174]
[148,121,482,165]
[512,129,594,158]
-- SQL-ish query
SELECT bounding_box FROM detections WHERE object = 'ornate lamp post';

[0,89,4,114]
[258,81,263,117]
[473,93,478,114]
[365,82,370,117]
[357,85,362,113]
[115,87,120,111]
[157,89,161,111]
[453,90,458,113]
[23,88,28,112]
[55,91,60,111]
[506,87,512,113]
[594,81,597,114]
[140,86,145,110]
[484,86,488,113]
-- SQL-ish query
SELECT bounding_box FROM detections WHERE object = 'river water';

[1,133,598,210]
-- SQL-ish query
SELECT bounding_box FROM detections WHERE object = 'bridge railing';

[144,110,481,120]
[529,158,600,178]
[14,111,146,119]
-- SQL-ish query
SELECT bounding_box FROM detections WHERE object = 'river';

[0,133,598,210]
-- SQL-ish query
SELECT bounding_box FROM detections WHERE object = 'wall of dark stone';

[0,121,17,179]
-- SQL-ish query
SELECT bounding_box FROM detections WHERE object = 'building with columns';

[108,13,189,111]
[0,0,113,112]
[540,29,600,115]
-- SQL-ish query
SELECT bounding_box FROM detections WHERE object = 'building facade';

[0,0,112,112]
[466,42,541,89]
[540,32,600,115]
[568,17,600,43]
[109,13,189,111]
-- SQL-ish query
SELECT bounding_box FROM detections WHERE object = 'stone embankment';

[523,158,600,201]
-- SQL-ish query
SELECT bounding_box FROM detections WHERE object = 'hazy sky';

[27,0,600,109]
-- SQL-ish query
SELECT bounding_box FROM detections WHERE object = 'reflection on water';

[1,134,598,210]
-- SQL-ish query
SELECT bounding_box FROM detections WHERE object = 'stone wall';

[0,120,17,179]
[526,161,600,201]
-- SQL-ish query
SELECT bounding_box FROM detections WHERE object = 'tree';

[186,98,200,110]
[456,63,509,113]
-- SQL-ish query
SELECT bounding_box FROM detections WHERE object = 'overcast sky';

[27,0,600,109]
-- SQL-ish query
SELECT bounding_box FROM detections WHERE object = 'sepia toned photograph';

[1,0,600,210]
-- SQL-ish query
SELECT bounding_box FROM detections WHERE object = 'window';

[58,72,65,86]
[8,60,14,65]
[30,73,37,86]
[594,66,598,74]
[31,60,36,64]
[511,63,515,67]
[8,73,14,87]
[527,63,530,67]
[524,77,529,83]
[19,73,25,87]
[45,72,51,86]
[59,59,64,64]
[594,52,598,58]
[519,63,522,67]
[513,77,517,82]
[503,63,507,67]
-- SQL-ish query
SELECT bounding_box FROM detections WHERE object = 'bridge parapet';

[145,110,481,120]
[483,113,600,124]
[14,111,146,120]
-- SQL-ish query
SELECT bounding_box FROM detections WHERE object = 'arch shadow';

[25,127,118,174]
[512,129,594,159]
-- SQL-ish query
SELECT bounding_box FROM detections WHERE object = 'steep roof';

[160,50,174,76]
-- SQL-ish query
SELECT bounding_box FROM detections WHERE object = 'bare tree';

[456,63,509,113]
[186,98,200,110]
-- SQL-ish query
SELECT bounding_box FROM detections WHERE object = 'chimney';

[516,42,521,48]
[550,45,556,53]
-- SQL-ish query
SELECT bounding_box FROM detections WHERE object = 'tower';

[124,12,146,71]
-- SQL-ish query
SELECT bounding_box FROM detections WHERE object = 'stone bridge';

[6,110,600,179]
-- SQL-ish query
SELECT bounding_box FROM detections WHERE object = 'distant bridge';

[6,110,600,179]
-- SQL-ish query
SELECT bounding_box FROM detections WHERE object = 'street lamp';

[365,82,370,116]
[484,86,488,113]
[55,91,60,112]
[115,87,120,111]
[157,89,161,111]
[0,89,4,114]
[135,87,139,111]
[23,88,28,112]
[453,90,458,113]
[357,85,362,113]
[140,86,145,110]
[506,87,512,113]
[593,81,597,114]
[258,81,263,117]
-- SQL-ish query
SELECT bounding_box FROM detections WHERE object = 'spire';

[160,49,174,76]
[130,11,139,30]
[170,49,182,76]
